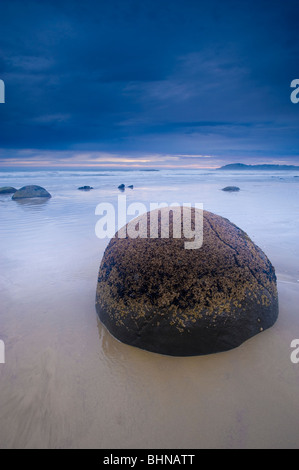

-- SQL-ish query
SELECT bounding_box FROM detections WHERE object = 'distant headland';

[218,163,299,171]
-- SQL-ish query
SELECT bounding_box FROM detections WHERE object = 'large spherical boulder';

[96,208,278,356]
[0,186,17,194]
[12,185,51,199]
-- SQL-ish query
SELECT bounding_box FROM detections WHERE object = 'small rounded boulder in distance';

[12,185,52,199]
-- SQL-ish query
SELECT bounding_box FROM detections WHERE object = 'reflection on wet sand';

[13,198,50,210]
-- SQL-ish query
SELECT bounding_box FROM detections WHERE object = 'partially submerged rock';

[12,185,51,199]
[96,207,278,356]
[0,186,17,195]
[222,186,240,192]
[78,186,93,191]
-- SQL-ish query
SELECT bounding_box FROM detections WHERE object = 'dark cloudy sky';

[1,0,299,168]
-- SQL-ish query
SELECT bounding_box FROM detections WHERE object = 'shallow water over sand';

[0,169,299,448]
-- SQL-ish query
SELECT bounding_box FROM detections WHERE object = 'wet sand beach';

[0,169,299,448]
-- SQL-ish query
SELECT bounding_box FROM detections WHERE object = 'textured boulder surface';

[12,185,51,199]
[0,186,17,194]
[96,208,278,356]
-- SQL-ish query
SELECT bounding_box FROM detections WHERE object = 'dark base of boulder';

[96,300,278,356]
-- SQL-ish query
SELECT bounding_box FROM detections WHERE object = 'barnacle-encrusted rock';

[96,207,278,356]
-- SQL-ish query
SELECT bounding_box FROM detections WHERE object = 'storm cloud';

[0,0,299,167]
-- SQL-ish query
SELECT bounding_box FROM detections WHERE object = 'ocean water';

[0,168,299,449]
